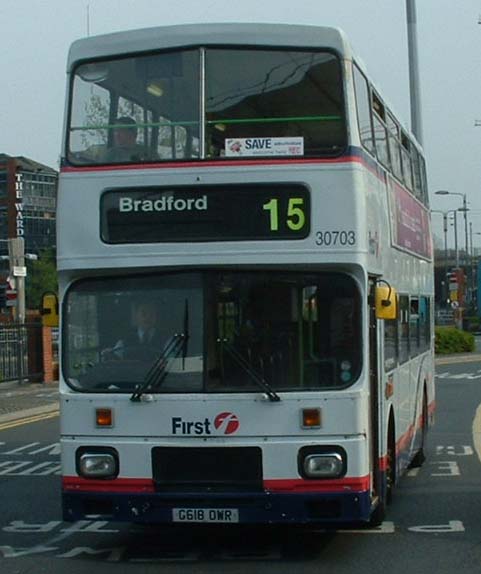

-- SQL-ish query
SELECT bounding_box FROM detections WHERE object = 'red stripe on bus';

[378,456,388,472]
[62,476,155,493]
[395,399,436,455]
[60,156,363,173]
[263,476,370,493]
[62,475,370,494]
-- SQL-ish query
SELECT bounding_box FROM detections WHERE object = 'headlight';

[298,446,346,479]
[77,448,118,479]
[304,453,343,478]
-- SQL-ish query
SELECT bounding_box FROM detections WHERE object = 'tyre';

[369,421,395,526]
[409,392,427,468]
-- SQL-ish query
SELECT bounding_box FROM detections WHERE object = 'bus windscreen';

[64,271,361,393]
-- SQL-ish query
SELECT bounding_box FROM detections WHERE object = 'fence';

[0,322,45,383]
[435,309,455,327]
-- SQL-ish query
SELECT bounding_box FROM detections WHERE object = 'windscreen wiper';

[130,332,186,401]
[218,339,281,402]
[131,300,190,402]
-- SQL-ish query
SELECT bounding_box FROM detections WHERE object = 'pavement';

[1,342,481,425]
[0,379,59,425]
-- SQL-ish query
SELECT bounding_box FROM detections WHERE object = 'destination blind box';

[101,184,310,243]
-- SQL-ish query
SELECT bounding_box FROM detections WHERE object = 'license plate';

[172,508,239,523]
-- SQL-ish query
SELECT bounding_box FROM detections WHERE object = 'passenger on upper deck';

[105,116,146,162]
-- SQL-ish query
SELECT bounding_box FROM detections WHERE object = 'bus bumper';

[62,489,373,525]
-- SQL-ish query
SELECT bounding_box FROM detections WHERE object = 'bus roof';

[67,23,352,71]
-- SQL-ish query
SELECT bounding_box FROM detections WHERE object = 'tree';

[26,249,57,310]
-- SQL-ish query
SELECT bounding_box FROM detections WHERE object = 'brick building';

[0,154,57,259]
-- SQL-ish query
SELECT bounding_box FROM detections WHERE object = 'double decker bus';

[59,23,434,526]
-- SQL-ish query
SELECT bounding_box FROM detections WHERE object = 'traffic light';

[0,282,6,309]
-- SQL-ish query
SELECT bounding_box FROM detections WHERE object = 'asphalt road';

[1,361,481,573]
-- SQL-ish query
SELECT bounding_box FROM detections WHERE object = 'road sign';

[13,266,26,277]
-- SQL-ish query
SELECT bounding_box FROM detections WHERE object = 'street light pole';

[431,209,450,306]
[462,193,469,264]
[435,190,469,265]
[442,213,448,304]
[451,210,459,268]
[406,0,423,143]
[8,237,26,324]
[474,231,481,315]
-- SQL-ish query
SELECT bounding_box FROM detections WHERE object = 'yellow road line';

[0,410,59,431]
[436,355,481,365]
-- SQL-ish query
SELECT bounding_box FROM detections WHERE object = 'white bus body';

[59,24,434,525]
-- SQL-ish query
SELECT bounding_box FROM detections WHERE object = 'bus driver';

[103,301,164,361]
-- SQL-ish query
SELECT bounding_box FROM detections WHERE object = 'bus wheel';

[385,429,395,504]
[410,392,427,468]
[409,394,428,468]
[369,423,395,526]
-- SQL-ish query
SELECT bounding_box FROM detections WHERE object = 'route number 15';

[262,198,306,232]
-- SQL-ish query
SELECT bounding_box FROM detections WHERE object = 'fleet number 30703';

[315,230,356,246]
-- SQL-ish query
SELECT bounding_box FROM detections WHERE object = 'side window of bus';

[371,93,390,169]
[418,297,431,352]
[386,112,403,182]
[353,64,375,155]
[398,295,410,364]
[411,148,423,202]
[420,156,429,207]
[401,132,413,191]
[409,298,420,356]
[384,316,398,371]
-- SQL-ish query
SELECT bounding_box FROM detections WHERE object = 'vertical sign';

[15,171,24,237]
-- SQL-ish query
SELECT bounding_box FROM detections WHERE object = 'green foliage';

[435,326,475,355]
[26,248,57,310]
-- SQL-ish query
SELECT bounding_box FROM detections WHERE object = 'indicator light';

[96,408,113,427]
[302,408,321,428]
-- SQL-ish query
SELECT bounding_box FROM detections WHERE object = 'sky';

[1,0,481,247]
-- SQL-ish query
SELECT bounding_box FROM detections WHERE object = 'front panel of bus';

[58,30,432,525]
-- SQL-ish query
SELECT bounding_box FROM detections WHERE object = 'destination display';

[101,184,310,243]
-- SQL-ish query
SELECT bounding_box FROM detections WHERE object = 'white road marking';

[430,461,460,476]
[472,403,481,464]
[436,445,473,456]
[408,520,465,533]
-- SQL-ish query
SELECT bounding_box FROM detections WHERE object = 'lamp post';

[449,210,459,268]
[473,231,481,316]
[0,238,37,323]
[406,0,423,143]
[431,209,452,306]
[434,190,469,265]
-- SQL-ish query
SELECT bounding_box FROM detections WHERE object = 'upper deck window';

[67,48,346,165]
[69,50,200,164]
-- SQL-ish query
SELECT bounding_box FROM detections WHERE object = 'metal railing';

[435,309,455,327]
[0,322,44,383]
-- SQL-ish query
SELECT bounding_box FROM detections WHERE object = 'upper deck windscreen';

[67,48,346,165]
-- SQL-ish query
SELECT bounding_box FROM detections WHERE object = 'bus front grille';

[151,446,263,492]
